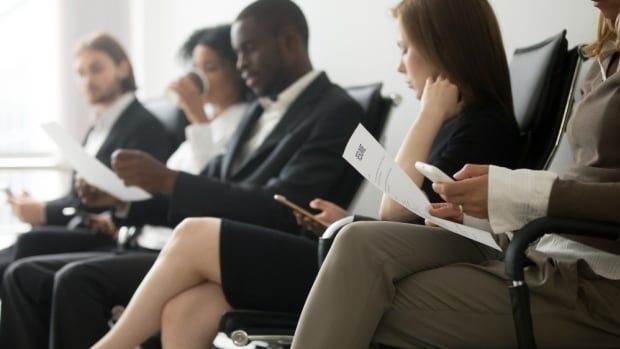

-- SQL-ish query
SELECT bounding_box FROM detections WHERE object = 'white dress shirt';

[487,165,620,280]
[135,103,248,250]
[83,93,135,156]
[231,70,322,173]
[166,103,248,174]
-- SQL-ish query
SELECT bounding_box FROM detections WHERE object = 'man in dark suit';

[0,1,364,348]
[0,33,171,275]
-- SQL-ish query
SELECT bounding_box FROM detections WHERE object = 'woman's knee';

[332,221,382,255]
[172,218,220,241]
[166,218,221,252]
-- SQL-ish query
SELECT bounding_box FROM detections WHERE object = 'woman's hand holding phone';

[274,195,347,236]
[295,199,348,235]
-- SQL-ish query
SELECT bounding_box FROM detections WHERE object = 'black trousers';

[0,251,157,349]
[0,226,117,290]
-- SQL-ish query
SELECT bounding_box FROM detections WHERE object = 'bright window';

[0,0,60,157]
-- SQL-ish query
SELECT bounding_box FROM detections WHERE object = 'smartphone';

[273,194,328,228]
[414,161,455,183]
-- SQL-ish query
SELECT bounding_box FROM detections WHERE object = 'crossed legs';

[92,217,231,349]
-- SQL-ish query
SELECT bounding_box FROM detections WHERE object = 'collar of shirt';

[90,92,135,132]
[207,102,248,143]
[258,70,322,110]
[596,41,620,81]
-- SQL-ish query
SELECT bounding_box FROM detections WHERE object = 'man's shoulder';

[122,99,168,132]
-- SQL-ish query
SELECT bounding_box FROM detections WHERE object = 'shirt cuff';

[488,165,557,233]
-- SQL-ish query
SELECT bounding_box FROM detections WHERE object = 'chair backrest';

[330,83,396,209]
[142,99,189,153]
[510,30,578,169]
[545,48,594,174]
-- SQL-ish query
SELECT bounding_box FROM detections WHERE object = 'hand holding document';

[342,124,501,251]
[42,122,152,202]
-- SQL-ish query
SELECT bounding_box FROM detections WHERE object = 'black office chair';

[216,83,399,349]
[510,30,578,170]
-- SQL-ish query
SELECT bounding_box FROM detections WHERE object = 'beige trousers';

[290,221,620,349]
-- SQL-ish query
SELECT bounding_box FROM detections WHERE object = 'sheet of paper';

[42,122,152,202]
[342,124,501,251]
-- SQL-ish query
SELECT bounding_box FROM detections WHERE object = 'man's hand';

[75,179,124,209]
[112,149,178,194]
[8,191,46,225]
[432,164,490,219]
[87,213,119,240]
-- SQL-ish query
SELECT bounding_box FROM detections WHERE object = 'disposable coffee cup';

[166,69,209,106]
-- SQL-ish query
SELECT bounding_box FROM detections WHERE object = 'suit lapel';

[222,102,264,178]
[95,99,138,166]
[230,73,330,177]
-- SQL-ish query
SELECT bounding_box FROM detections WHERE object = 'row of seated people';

[4,0,620,348]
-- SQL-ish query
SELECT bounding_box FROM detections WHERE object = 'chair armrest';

[505,217,620,282]
[318,215,377,267]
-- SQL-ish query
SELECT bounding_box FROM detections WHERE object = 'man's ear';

[117,60,131,80]
[278,25,303,54]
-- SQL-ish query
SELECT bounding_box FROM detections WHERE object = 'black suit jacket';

[45,99,172,225]
[121,73,364,232]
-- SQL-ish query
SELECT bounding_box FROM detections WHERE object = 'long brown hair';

[583,14,620,57]
[393,0,514,118]
[74,33,137,93]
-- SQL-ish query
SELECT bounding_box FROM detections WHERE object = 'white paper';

[42,122,152,202]
[342,124,501,251]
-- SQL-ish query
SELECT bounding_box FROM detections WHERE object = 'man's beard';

[90,85,122,105]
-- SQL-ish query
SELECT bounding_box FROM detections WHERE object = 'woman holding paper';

[90,0,522,348]
[291,0,620,348]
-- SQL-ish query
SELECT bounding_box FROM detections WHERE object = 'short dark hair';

[178,25,237,64]
[236,0,309,47]
[74,33,137,93]
[179,25,253,102]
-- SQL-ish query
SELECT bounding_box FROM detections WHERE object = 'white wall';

[132,0,598,216]
[57,0,133,138]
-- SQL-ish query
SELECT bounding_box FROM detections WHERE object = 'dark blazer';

[45,99,172,225]
[121,73,365,232]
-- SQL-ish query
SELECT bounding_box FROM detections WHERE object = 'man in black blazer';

[0,1,364,348]
[0,33,171,275]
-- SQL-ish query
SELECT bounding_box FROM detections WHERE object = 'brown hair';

[583,14,620,57]
[393,0,514,118]
[74,33,137,92]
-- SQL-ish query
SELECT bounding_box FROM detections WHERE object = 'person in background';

[1,0,366,348]
[0,24,251,349]
[90,0,522,347]
[165,24,252,175]
[92,24,253,249]
[291,0,620,348]
[1,32,170,276]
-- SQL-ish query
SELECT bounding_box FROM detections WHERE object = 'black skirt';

[219,219,319,313]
